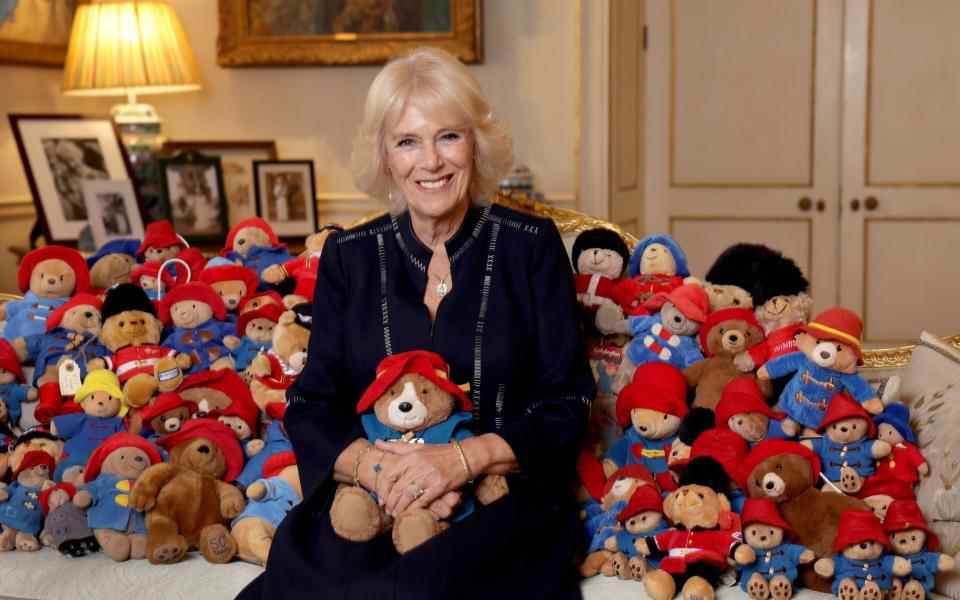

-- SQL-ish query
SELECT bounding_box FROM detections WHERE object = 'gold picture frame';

[217,0,482,67]
[0,0,77,66]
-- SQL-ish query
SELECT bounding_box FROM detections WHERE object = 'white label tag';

[58,359,82,396]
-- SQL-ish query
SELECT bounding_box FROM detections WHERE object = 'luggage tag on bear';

[58,359,82,396]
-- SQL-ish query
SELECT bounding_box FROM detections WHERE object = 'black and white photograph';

[254,160,317,239]
[82,179,145,247]
[42,137,109,220]
[159,154,228,244]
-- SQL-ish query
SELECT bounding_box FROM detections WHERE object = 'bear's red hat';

[211,388,260,435]
[39,482,77,516]
[857,474,915,502]
[741,498,792,535]
[716,377,785,429]
[265,402,287,421]
[159,282,226,324]
[698,308,762,358]
[45,293,103,332]
[355,351,471,414]
[157,419,244,482]
[882,500,939,550]
[616,362,688,428]
[139,392,195,424]
[137,221,185,256]
[690,428,749,489]
[833,510,891,553]
[617,483,664,522]
[816,392,876,438]
[0,339,25,384]
[239,291,284,315]
[236,303,284,336]
[13,450,56,479]
[740,440,822,488]
[224,218,280,252]
[802,307,864,364]
[198,264,259,300]
[602,464,656,498]
[18,246,90,294]
[83,432,163,483]
[180,369,252,409]
[644,283,710,323]
[175,247,207,273]
[263,450,297,479]
[129,261,180,290]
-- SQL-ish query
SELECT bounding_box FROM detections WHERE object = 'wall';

[0,1,580,292]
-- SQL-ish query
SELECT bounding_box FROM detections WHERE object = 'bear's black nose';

[760,536,767,542]
[238,239,246,245]
[729,333,739,342]
[673,315,682,324]
[840,426,848,433]
[820,351,831,359]
[84,312,93,319]
[399,402,413,413]
[197,445,210,454]
[765,481,775,490]
[639,425,648,432]
[47,278,56,285]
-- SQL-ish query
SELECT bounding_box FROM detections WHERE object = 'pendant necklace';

[434,274,450,297]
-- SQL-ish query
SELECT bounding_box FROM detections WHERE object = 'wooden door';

[645,0,842,310]
[841,0,960,345]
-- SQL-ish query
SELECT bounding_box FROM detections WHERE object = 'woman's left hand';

[374,440,469,517]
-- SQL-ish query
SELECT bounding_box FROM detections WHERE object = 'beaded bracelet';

[451,439,474,482]
[353,445,373,487]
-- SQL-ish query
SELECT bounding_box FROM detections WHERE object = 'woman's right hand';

[359,445,461,518]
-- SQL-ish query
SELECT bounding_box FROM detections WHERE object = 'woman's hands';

[374,440,471,518]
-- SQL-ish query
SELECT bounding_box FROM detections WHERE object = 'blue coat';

[0,383,30,427]
[832,554,899,592]
[903,550,941,594]
[739,543,808,589]
[625,315,703,370]
[53,413,125,481]
[810,437,878,480]
[232,477,301,529]
[765,352,875,430]
[231,337,271,372]
[237,421,292,488]
[24,328,110,386]
[162,321,231,372]
[0,482,44,534]
[225,246,292,289]
[614,521,669,562]
[81,473,146,533]
[605,428,675,474]
[584,499,627,552]
[3,292,67,340]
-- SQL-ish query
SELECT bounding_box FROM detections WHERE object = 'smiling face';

[80,390,122,419]
[384,99,474,221]
[826,417,869,444]
[664,484,730,530]
[577,248,624,278]
[841,540,885,561]
[890,528,926,555]
[101,446,151,480]
[144,245,180,263]
[744,523,785,549]
[372,373,455,434]
[29,258,77,298]
[170,300,214,329]
[640,243,677,276]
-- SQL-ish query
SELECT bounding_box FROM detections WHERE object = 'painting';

[218,0,481,66]
[159,153,229,244]
[0,0,78,66]
[82,179,146,248]
[253,160,317,239]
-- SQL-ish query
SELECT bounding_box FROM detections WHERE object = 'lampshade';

[62,0,201,97]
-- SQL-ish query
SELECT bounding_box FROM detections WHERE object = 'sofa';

[0,197,958,600]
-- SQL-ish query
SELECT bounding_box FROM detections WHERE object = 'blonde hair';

[351,47,513,210]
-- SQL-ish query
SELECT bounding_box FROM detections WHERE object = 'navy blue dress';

[238,203,596,599]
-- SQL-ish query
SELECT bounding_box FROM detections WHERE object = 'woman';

[238,47,595,599]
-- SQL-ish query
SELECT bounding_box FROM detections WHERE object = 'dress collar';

[392,202,490,272]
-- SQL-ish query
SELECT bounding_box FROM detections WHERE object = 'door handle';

[816,199,825,212]
[850,198,860,211]
[798,196,812,211]
[865,196,879,211]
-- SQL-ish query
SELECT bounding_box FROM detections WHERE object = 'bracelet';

[451,439,474,482]
[353,444,373,487]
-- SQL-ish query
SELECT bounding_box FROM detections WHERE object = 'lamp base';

[110,100,162,126]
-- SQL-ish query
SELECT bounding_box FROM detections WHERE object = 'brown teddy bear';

[230,450,301,566]
[735,498,814,600]
[741,440,869,592]
[220,218,292,285]
[138,392,195,440]
[261,225,342,308]
[198,259,259,314]
[0,451,56,551]
[715,377,786,445]
[87,240,140,291]
[224,303,282,373]
[159,281,234,373]
[7,431,64,481]
[136,221,186,264]
[130,418,245,564]
[883,500,955,600]
[683,308,765,410]
[248,305,311,412]
[238,291,285,316]
[329,351,508,554]
[703,283,753,312]
[177,368,251,423]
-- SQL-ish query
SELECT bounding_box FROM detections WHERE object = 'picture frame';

[0,0,77,66]
[158,152,229,245]
[253,160,318,239]
[9,113,138,244]
[217,0,482,67]
[82,179,146,248]
[162,140,277,228]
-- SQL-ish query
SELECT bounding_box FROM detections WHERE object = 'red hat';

[39,482,77,516]
[882,500,939,550]
[45,293,103,332]
[802,307,864,364]
[577,450,607,502]
[18,246,90,294]
[211,387,260,434]
[0,339,25,384]
[157,419,244,482]
[690,428,749,489]
[740,440,822,489]
[858,474,916,502]
[698,308,762,358]
[603,464,656,498]
[617,483,664,522]
[265,402,287,421]
[644,283,710,323]
[833,510,891,553]
[198,264,259,299]
[616,362,688,428]
[139,392,195,423]
[137,221,185,256]
[236,303,283,337]
[741,498,792,535]
[716,377,785,429]
[129,261,180,289]
[263,451,296,479]
[159,282,226,324]
[816,392,876,437]
[239,291,285,315]
[224,218,280,252]
[83,432,163,482]
[180,369,252,409]
[175,247,208,274]
[13,450,56,479]
[356,351,471,414]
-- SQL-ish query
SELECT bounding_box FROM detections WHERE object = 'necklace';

[432,273,450,297]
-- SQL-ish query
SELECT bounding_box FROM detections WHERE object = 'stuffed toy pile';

[574,232,948,600]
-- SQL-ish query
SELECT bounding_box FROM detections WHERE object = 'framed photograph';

[158,153,229,244]
[0,0,77,66]
[162,140,277,227]
[217,0,482,66]
[82,179,146,247]
[253,160,318,239]
[9,113,138,244]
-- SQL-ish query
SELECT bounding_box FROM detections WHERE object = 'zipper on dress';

[494,383,505,430]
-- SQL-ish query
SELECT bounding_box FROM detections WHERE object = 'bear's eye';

[662,415,667,420]
[737,419,743,426]
[422,388,428,395]
[776,463,783,472]
[59,275,64,281]
[911,535,917,541]
[769,529,774,536]
[719,328,725,334]
[837,345,843,352]
[733,299,741,305]
[697,492,704,499]
[119,321,125,327]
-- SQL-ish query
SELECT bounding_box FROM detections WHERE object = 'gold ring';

[407,483,426,499]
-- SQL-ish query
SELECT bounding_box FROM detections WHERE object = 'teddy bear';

[0,339,36,430]
[261,225,343,308]
[857,477,916,523]
[87,239,141,292]
[736,498,815,600]
[130,418,246,564]
[873,404,929,488]
[38,481,99,556]
[129,261,179,302]
[1,245,91,341]
[208,383,262,458]
[159,282,234,373]
[247,305,311,411]
[328,351,509,554]
[814,510,912,600]
[72,432,164,561]
[136,220,186,264]
[634,456,752,600]
[600,484,669,581]
[715,376,787,446]
[570,227,631,315]
[51,369,128,484]
[757,307,882,437]
[883,500,955,600]
[177,369,252,424]
[0,450,55,551]
[223,303,282,373]
[742,439,870,592]
[138,392,195,442]
[672,428,752,514]
[238,291,285,315]
[614,234,696,316]
[663,407,716,479]
[220,218,293,287]
[804,392,892,494]
[230,450,301,566]
[94,283,192,409]
[198,258,259,317]
[683,308,765,411]
[603,362,688,478]
[235,418,293,490]
[7,429,64,482]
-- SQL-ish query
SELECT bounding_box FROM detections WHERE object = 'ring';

[407,484,426,499]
